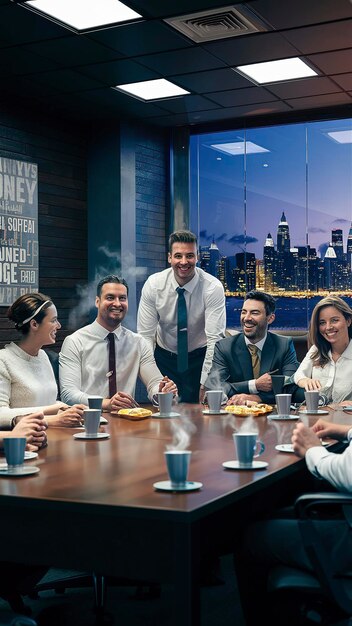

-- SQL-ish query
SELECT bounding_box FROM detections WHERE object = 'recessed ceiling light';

[236,57,317,84]
[326,130,352,144]
[211,141,269,156]
[18,0,142,32]
[114,79,190,101]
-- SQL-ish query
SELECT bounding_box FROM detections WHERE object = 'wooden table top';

[0,403,347,520]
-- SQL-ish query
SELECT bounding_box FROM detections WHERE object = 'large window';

[190,118,352,330]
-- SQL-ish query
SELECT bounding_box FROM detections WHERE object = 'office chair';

[268,492,352,626]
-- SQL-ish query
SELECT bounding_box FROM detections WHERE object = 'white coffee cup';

[164,450,191,488]
[158,392,173,416]
[83,409,101,437]
[304,390,320,412]
[204,390,223,413]
[233,432,265,468]
[275,393,292,417]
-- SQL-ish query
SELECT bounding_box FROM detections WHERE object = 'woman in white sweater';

[0,292,85,429]
[294,295,352,404]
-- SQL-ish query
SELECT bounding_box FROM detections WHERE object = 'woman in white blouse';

[294,295,352,404]
[0,292,85,429]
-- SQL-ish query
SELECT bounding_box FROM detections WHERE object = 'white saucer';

[202,409,228,415]
[0,465,40,477]
[100,416,108,424]
[276,442,329,453]
[153,480,203,492]
[222,460,268,470]
[73,432,110,440]
[152,412,181,418]
[298,409,329,415]
[24,451,38,460]
[268,415,299,420]
[343,407,352,412]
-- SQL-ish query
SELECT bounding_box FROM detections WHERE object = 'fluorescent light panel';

[24,0,142,31]
[211,141,269,156]
[327,130,352,144]
[115,79,190,101]
[236,57,317,84]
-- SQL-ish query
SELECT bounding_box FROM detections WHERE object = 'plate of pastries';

[224,403,273,417]
[115,407,153,420]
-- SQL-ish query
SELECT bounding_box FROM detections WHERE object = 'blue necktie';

[176,287,188,373]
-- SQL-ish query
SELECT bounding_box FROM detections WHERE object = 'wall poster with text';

[0,157,38,306]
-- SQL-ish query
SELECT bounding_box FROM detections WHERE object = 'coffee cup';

[164,450,191,488]
[275,393,292,417]
[158,392,173,416]
[83,409,101,437]
[3,437,26,473]
[271,375,285,396]
[88,396,103,411]
[204,390,223,413]
[233,432,265,468]
[304,390,320,412]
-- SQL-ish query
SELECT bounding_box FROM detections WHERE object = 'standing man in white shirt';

[137,230,226,403]
[59,275,177,410]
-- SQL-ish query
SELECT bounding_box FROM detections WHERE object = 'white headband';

[19,300,51,326]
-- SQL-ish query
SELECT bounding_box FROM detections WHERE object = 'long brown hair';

[308,295,352,366]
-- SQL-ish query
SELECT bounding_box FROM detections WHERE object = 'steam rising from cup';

[166,416,196,451]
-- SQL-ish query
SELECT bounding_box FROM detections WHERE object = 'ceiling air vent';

[164,4,270,43]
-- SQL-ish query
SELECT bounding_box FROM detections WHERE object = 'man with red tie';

[59,275,176,411]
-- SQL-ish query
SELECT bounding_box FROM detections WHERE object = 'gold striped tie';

[248,344,260,379]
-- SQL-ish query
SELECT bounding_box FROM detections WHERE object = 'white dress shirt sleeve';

[138,336,164,399]
[293,346,315,384]
[201,283,226,385]
[305,429,352,492]
[137,278,158,350]
[59,335,87,405]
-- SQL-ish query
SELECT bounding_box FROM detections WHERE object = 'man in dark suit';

[205,290,300,405]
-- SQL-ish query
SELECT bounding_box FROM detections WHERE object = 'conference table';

[0,403,348,625]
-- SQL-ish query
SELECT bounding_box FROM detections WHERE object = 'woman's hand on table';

[297,377,322,391]
[12,411,48,450]
[46,404,86,427]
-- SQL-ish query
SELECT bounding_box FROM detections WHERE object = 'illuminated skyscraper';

[276,212,291,289]
[263,232,276,291]
[324,243,337,288]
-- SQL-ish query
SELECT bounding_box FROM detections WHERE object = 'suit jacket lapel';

[235,335,253,380]
[260,333,275,375]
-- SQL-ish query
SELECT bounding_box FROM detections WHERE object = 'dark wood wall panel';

[0,104,88,350]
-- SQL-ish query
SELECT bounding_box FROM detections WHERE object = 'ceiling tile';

[0,46,59,77]
[204,32,298,68]
[206,86,278,107]
[121,0,241,19]
[331,73,352,91]
[23,35,122,66]
[308,49,352,75]
[285,92,352,109]
[137,47,224,75]
[282,20,352,55]
[267,76,343,99]
[88,21,192,56]
[155,95,220,114]
[251,0,352,29]
[77,59,158,85]
[170,68,249,93]
[0,4,66,45]
[30,69,106,93]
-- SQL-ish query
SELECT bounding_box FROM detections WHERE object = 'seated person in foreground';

[205,290,300,405]
[59,275,177,411]
[0,293,85,429]
[233,417,352,626]
[294,295,352,405]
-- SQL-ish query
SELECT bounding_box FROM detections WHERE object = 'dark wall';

[0,104,88,349]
